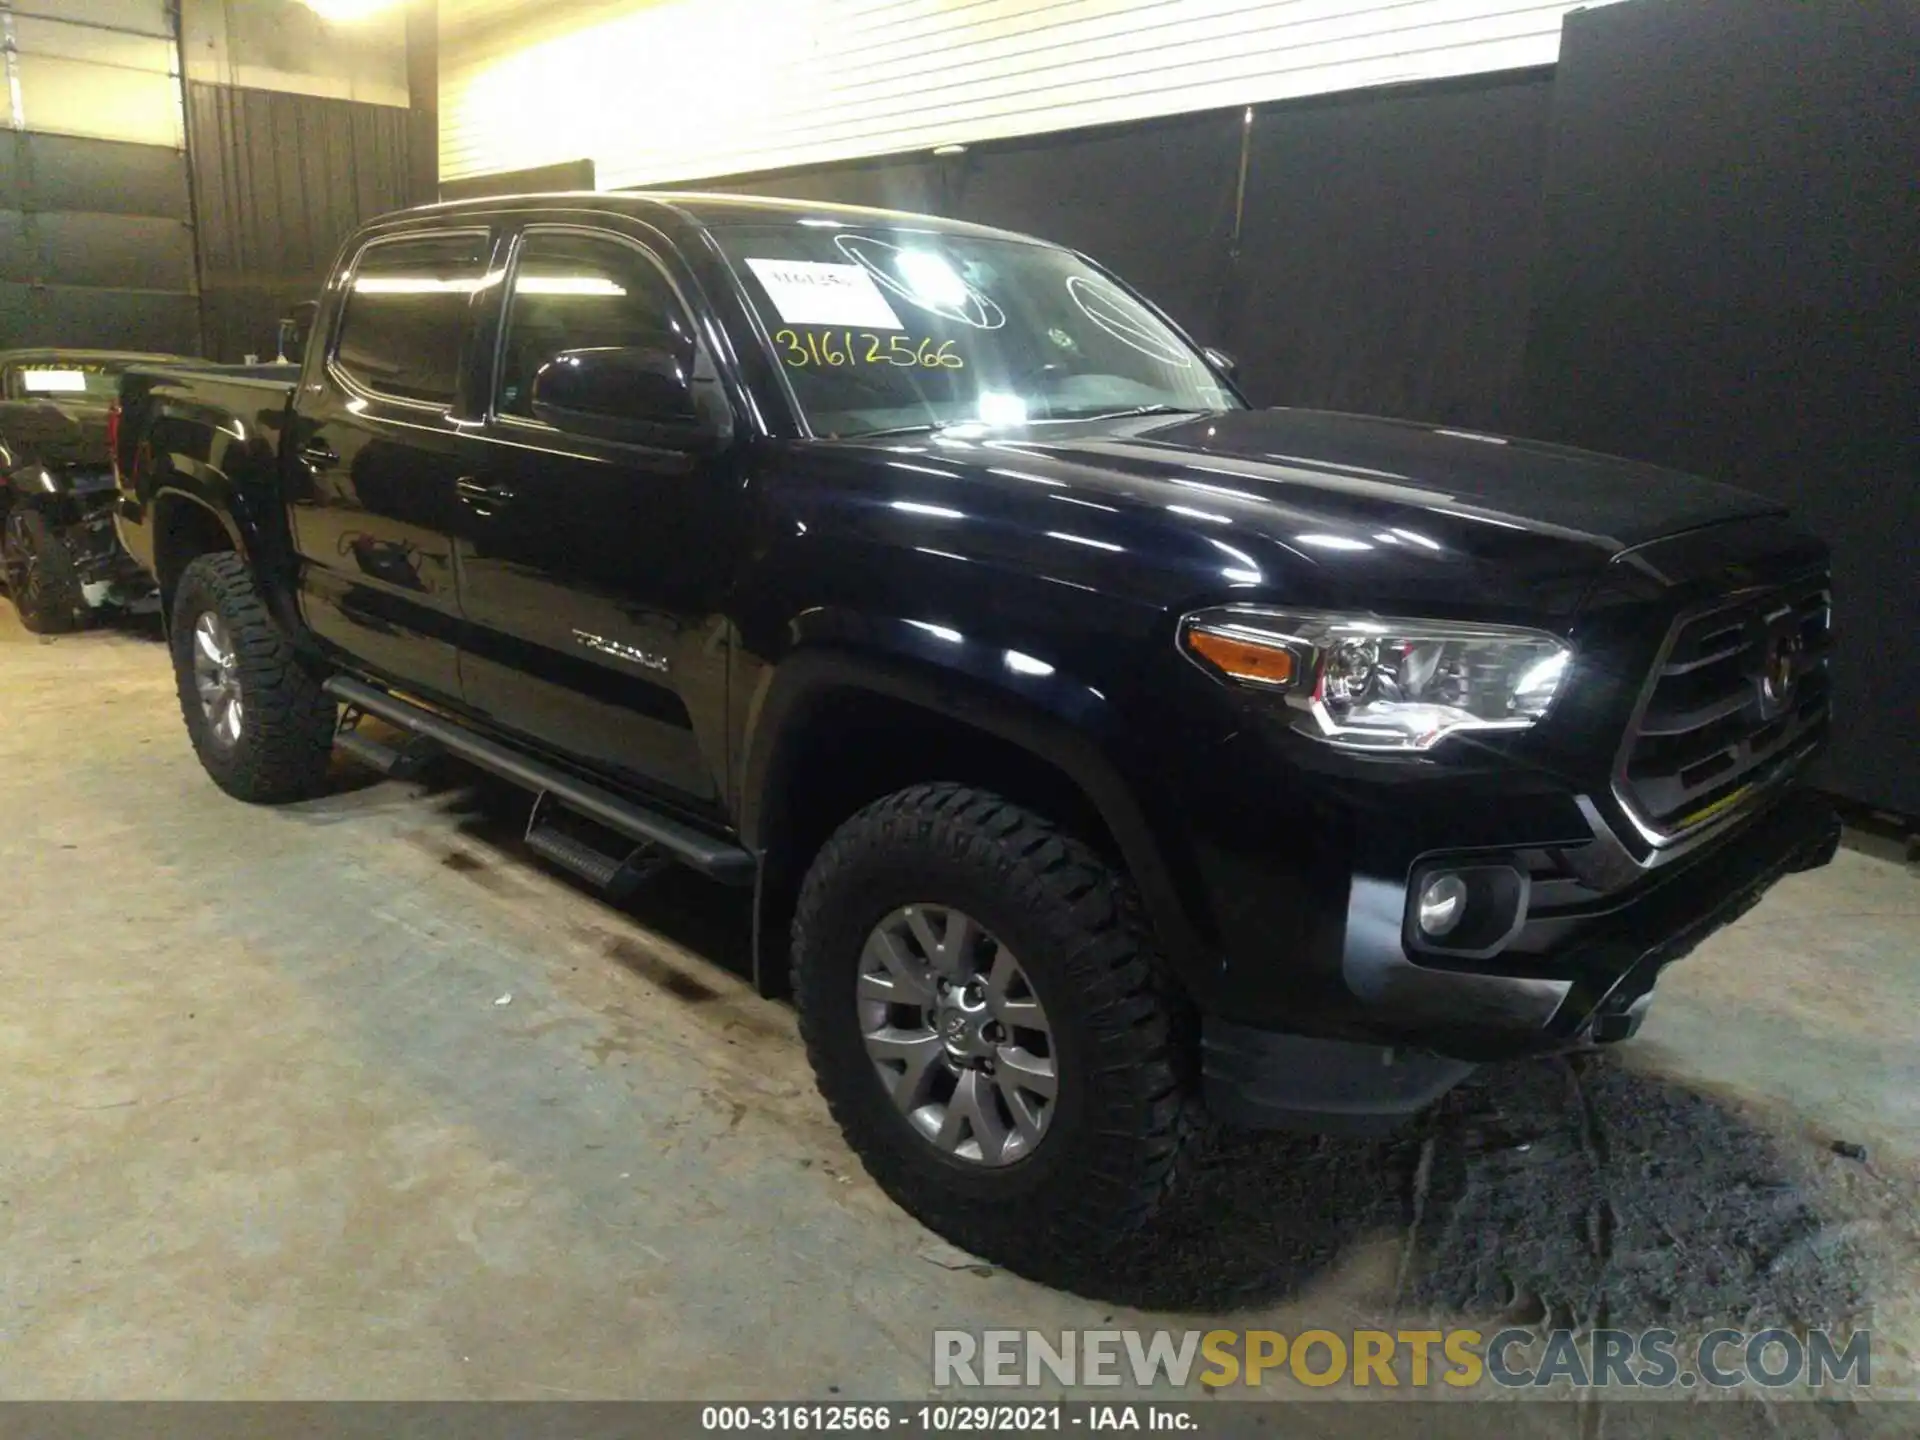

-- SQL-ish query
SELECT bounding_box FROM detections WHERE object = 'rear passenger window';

[334,232,489,406]
[495,229,694,420]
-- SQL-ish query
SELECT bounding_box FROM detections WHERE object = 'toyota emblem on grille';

[1758,625,1803,717]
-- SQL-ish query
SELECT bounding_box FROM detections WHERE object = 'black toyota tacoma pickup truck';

[113,193,1839,1280]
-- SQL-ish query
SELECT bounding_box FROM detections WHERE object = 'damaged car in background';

[0,350,173,633]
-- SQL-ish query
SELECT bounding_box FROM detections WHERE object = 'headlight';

[1179,607,1572,751]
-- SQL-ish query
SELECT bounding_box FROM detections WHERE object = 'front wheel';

[792,784,1198,1284]
[2,508,87,634]
[170,552,337,803]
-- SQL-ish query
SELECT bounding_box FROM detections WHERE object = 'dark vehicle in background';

[0,350,177,632]
[111,194,1839,1287]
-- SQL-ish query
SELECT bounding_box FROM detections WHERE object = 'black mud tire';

[792,783,1198,1286]
[170,551,336,803]
[3,508,87,634]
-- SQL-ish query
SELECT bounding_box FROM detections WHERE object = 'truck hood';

[832,407,1786,620]
[0,399,112,471]
[1054,408,1776,549]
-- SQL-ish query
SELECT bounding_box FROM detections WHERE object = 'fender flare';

[740,643,1217,991]
[140,441,303,642]
[145,486,259,624]
[150,483,250,560]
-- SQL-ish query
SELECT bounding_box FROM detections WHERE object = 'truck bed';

[125,359,300,392]
[112,362,301,586]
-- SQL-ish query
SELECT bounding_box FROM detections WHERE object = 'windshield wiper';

[1064,404,1209,422]
[842,422,954,440]
[846,405,1208,439]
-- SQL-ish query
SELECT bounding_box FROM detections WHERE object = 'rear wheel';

[2,508,86,634]
[792,784,1198,1285]
[170,552,337,803]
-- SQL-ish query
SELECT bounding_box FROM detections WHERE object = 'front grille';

[1617,573,1831,841]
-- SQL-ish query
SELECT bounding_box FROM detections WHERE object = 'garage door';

[0,0,198,351]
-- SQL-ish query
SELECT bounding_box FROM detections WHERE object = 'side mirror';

[277,301,319,365]
[530,346,712,446]
[1203,347,1239,382]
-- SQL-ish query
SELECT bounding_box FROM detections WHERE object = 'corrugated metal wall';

[440,0,1595,186]
[0,0,199,351]
[187,82,431,361]
[669,68,1554,431]
[1526,0,1920,813]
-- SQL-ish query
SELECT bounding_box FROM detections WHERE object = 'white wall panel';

[442,0,1596,187]
[10,0,169,32]
[13,15,172,71]
[15,58,183,146]
[2,1,184,146]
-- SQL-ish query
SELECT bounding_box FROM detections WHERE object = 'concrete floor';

[2,601,1915,1409]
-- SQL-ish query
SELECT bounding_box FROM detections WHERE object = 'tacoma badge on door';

[572,628,671,674]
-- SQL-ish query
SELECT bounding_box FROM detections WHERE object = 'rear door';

[287,229,490,704]
[450,221,742,817]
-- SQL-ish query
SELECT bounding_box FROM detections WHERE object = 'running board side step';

[335,720,442,780]
[523,791,673,900]
[323,676,755,887]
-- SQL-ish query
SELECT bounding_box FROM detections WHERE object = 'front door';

[452,223,741,817]
[287,228,492,704]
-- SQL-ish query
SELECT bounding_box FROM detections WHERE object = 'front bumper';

[1203,784,1840,1131]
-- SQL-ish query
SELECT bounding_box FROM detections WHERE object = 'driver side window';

[496,229,696,425]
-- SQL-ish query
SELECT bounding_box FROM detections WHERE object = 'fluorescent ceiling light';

[354,277,483,294]
[1047,531,1124,553]
[976,392,1028,427]
[515,276,626,296]
[897,250,970,311]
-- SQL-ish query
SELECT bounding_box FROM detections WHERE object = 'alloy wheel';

[857,903,1058,1166]
[192,610,244,747]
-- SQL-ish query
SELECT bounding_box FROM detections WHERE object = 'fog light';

[1417,873,1468,937]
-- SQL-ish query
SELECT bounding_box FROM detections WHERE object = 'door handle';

[300,440,339,468]
[457,477,517,509]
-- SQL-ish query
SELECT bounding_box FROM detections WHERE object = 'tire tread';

[171,552,335,804]
[791,783,1199,1283]
[5,509,86,634]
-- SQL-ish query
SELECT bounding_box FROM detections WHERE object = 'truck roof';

[396,189,1049,247]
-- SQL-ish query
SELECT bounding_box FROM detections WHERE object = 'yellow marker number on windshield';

[776,329,962,370]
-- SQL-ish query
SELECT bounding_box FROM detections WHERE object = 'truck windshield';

[711,223,1240,438]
